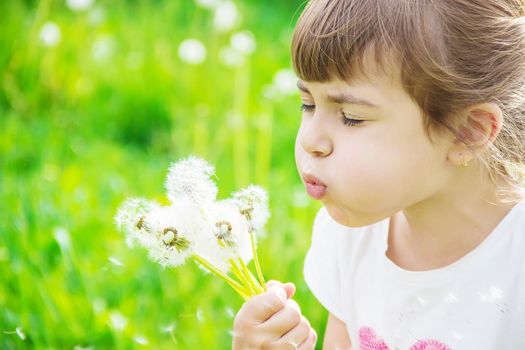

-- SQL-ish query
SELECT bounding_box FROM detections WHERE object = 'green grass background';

[1,0,328,348]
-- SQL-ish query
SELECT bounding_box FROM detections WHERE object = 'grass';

[1,0,328,348]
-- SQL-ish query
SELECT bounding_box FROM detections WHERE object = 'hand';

[232,280,317,349]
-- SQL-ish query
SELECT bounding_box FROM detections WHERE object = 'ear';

[447,102,503,166]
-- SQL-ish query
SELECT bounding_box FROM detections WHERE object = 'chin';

[324,203,384,228]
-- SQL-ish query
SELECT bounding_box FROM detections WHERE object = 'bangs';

[291,0,446,84]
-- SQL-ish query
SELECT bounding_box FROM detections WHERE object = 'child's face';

[295,70,456,227]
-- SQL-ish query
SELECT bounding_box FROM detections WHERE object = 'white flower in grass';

[109,311,127,331]
[178,39,207,65]
[195,0,220,9]
[40,22,61,47]
[165,156,217,206]
[66,0,94,12]
[219,46,245,67]
[273,69,298,95]
[142,203,202,268]
[232,185,270,231]
[230,31,256,55]
[114,198,160,248]
[214,1,239,32]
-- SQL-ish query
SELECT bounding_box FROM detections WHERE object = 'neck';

[388,171,525,270]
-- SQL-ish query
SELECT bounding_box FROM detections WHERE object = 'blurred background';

[0,0,326,348]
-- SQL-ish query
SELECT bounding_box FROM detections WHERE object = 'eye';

[341,112,365,127]
[300,103,315,112]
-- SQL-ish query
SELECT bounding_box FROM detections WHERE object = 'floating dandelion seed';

[133,335,149,345]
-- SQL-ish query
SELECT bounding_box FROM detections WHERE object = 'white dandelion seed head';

[88,6,105,25]
[213,1,240,32]
[165,156,217,206]
[219,46,245,67]
[230,31,256,55]
[109,311,128,331]
[195,0,221,10]
[178,39,207,65]
[39,22,61,47]
[272,68,298,96]
[114,198,161,248]
[231,185,270,232]
[92,35,116,62]
[142,202,203,268]
[66,0,94,12]
[210,200,253,263]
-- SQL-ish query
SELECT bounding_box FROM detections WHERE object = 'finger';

[277,316,311,349]
[240,286,287,322]
[297,328,317,350]
[267,281,296,299]
[261,299,302,334]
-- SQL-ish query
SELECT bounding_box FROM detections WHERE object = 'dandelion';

[178,39,207,65]
[272,68,298,96]
[165,156,217,206]
[219,46,245,67]
[115,156,270,300]
[213,1,240,32]
[39,22,61,47]
[109,311,127,331]
[195,0,220,10]
[230,31,256,55]
[114,198,160,248]
[92,35,116,62]
[66,0,94,12]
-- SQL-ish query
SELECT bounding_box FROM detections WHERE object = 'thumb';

[267,280,296,299]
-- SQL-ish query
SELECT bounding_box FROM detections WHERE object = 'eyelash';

[300,104,365,127]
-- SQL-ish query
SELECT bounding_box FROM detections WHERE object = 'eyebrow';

[296,80,379,108]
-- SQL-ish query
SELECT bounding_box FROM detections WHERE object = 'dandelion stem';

[193,254,249,300]
[249,229,267,291]
[229,258,250,292]
[238,257,263,294]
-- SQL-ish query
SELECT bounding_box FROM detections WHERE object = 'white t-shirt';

[304,201,525,349]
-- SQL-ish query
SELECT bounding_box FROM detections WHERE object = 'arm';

[323,313,352,350]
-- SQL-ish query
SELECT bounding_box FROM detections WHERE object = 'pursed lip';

[302,173,326,187]
[301,173,327,199]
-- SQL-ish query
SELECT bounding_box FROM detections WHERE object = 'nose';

[299,116,333,158]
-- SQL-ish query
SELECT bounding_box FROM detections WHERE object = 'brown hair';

[292,0,525,187]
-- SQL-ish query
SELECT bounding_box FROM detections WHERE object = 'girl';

[233,0,525,348]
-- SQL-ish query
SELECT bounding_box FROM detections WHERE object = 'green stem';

[249,229,267,292]
[229,258,250,292]
[193,254,249,300]
[238,257,263,294]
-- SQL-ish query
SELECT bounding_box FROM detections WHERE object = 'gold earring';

[459,152,470,167]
